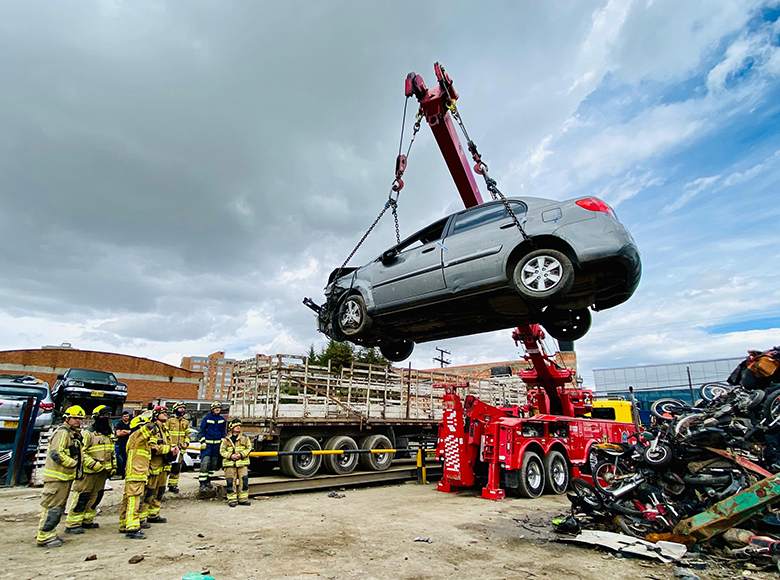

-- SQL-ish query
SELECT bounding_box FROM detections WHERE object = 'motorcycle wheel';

[592,461,626,496]
[569,478,603,510]
[642,443,673,468]
[651,398,689,421]
[615,515,660,538]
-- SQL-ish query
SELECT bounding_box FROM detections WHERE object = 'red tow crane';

[404,63,634,499]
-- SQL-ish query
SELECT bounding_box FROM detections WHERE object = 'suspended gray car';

[307,196,640,361]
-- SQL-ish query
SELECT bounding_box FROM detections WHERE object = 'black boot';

[125,530,146,539]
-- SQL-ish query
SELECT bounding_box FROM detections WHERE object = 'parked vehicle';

[0,375,54,433]
[315,196,641,361]
[51,368,127,415]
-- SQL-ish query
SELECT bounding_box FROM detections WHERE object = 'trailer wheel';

[358,434,394,471]
[323,435,359,475]
[279,436,322,478]
[543,450,569,495]
[517,451,545,498]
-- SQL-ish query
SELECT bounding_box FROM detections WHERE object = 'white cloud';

[663,174,721,213]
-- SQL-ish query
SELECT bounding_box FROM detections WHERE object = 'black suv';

[51,368,128,414]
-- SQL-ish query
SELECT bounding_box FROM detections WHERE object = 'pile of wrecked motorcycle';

[554,347,780,572]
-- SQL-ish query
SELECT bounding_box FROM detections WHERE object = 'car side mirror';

[381,249,398,265]
[57,374,64,380]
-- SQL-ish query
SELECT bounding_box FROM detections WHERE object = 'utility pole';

[433,347,451,368]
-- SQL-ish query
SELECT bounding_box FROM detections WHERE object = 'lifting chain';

[334,101,423,280]
[444,94,535,247]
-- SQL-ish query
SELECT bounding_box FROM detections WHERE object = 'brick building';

[180,351,236,401]
[417,351,578,383]
[0,347,202,407]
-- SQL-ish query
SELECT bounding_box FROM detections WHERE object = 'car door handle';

[421,247,436,254]
[500,223,515,229]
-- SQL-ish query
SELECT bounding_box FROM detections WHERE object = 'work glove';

[200,441,207,451]
[92,461,103,472]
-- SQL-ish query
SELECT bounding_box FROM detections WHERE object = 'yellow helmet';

[130,414,150,429]
[174,401,186,410]
[91,404,110,418]
[63,405,86,418]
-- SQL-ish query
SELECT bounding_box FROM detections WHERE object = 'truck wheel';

[358,434,394,471]
[543,450,569,495]
[513,249,574,301]
[517,451,545,498]
[338,294,372,337]
[279,436,322,478]
[323,436,359,475]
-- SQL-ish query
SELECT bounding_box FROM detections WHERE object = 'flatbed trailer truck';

[229,354,527,477]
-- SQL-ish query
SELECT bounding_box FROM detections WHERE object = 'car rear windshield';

[68,369,118,384]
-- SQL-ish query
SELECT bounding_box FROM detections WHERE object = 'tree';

[354,346,389,367]
[306,344,318,364]
[319,339,355,373]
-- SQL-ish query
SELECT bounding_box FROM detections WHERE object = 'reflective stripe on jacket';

[42,424,82,482]
[149,422,172,475]
[82,428,116,474]
[166,416,191,448]
[199,413,226,445]
[125,424,154,483]
[220,434,252,468]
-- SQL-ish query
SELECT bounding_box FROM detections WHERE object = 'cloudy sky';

[1,0,779,387]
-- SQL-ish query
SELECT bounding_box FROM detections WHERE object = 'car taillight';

[575,197,616,219]
[39,402,54,414]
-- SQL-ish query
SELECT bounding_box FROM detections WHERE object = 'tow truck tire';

[513,249,574,301]
[379,340,414,362]
[543,450,569,495]
[323,435,359,475]
[517,451,545,498]
[338,294,372,337]
[279,436,322,478]
[358,434,394,471]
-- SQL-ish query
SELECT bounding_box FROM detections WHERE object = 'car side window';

[451,202,527,236]
[396,218,448,253]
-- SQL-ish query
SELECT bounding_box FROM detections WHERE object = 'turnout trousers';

[37,480,73,545]
[66,471,109,528]
[199,443,221,485]
[119,480,147,532]
[224,465,249,502]
[145,471,167,519]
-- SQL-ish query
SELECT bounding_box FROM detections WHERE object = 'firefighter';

[119,413,155,539]
[220,418,252,507]
[199,401,226,491]
[166,401,190,493]
[65,405,115,532]
[145,405,176,523]
[36,405,85,547]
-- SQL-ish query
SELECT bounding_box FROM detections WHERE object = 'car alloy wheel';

[542,307,592,341]
[513,249,574,301]
[337,294,372,337]
[379,340,414,362]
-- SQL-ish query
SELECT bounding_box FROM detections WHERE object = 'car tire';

[358,434,394,471]
[542,307,591,341]
[513,249,574,301]
[322,435,359,475]
[543,450,569,495]
[379,340,414,362]
[338,294,372,337]
[279,436,322,478]
[517,451,545,498]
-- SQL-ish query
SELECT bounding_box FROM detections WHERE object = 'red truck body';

[435,383,635,500]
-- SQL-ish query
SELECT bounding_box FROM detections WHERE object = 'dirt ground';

[0,472,771,580]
